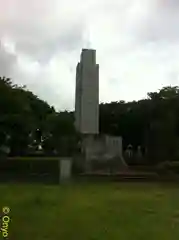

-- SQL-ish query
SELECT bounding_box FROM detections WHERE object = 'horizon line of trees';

[1,76,179,165]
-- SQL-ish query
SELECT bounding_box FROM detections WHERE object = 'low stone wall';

[0,157,72,184]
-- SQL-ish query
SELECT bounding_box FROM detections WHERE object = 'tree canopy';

[0,76,179,164]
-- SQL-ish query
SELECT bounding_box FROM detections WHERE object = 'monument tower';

[75,49,99,134]
[74,49,126,170]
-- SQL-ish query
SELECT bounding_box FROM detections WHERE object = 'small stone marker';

[60,158,72,182]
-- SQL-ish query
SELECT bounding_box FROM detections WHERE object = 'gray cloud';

[0,40,17,78]
[137,0,179,43]
[0,0,179,110]
[14,25,85,63]
[0,0,86,61]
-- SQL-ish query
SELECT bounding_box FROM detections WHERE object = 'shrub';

[157,161,179,175]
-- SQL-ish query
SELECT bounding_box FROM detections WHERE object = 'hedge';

[157,161,179,175]
[0,157,60,183]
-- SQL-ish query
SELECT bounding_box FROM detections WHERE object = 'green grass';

[1,182,179,240]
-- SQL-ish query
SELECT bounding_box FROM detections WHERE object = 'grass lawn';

[1,182,179,240]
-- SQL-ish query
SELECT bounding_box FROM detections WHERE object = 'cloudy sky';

[0,0,179,111]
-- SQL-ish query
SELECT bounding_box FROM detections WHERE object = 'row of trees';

[100,86,179,163]
[0,77,76,156]
[1,76,179,164]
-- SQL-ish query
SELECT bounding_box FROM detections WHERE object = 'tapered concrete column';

[75,49,99,134]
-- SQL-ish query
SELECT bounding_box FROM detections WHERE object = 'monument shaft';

[75,49,99,134]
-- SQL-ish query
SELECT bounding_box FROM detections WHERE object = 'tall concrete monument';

[74,49,127,171]
[75,49,99,134]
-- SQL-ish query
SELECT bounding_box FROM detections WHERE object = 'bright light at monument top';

[75,49,99,134]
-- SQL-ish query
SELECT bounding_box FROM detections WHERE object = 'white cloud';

[0,0,179,110]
